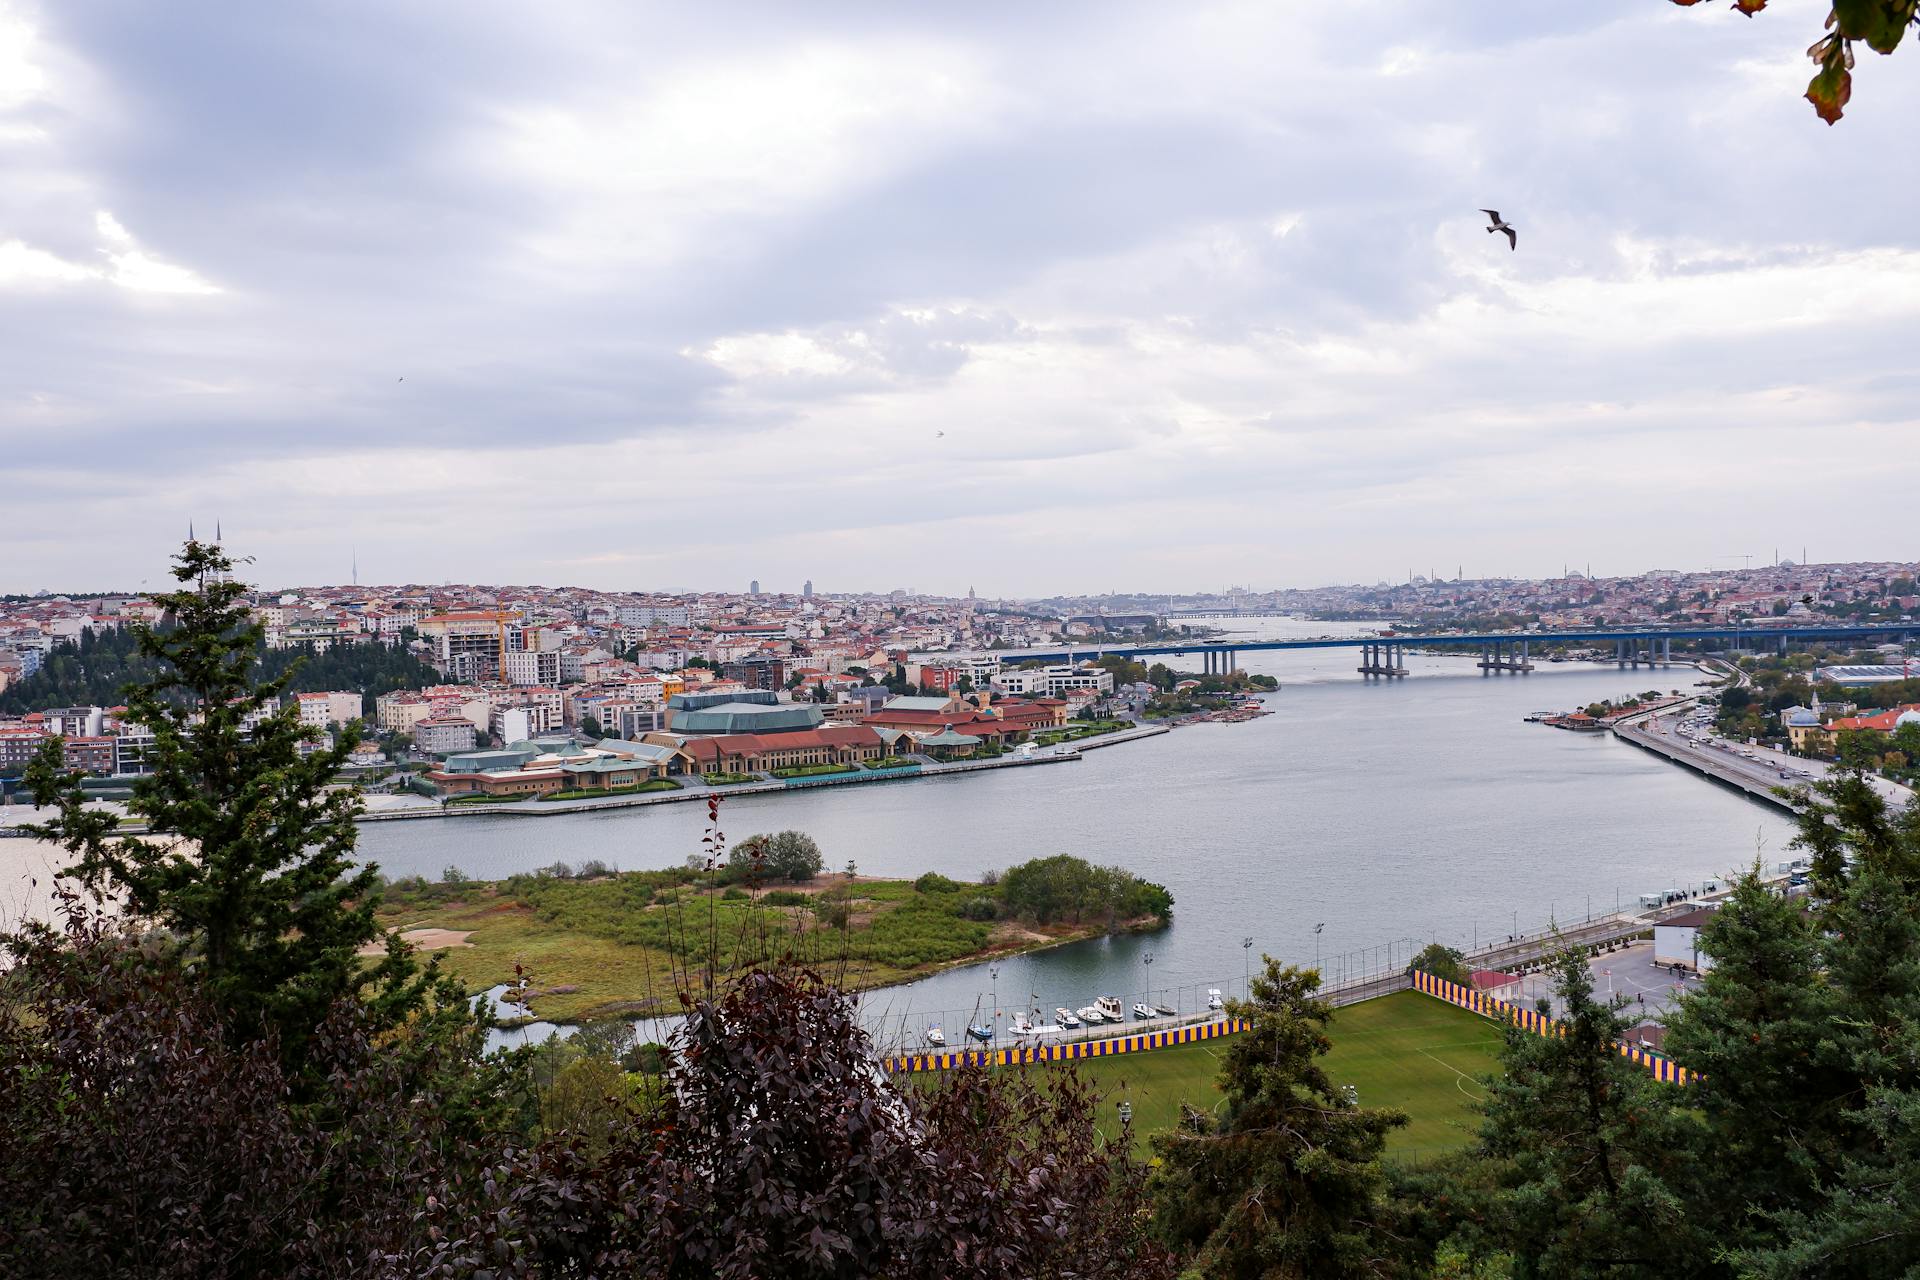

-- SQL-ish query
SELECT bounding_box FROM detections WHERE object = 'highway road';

[1624,707,1913,811]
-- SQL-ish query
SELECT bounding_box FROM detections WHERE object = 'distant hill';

[0,625,439,719]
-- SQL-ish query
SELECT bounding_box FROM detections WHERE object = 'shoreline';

[353,723,1175,824]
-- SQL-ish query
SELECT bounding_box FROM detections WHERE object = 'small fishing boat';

[1132,1002,1156,1020]
[1095,995,1125,1022]
[1153,1002,1178,1017]
[924,1026,947,1047]
[965,996,993,1043]
[1207,988,1224,1011]
[1075,1005,1108,1024]
[1008,1012,1036,1037]
[1056,1007,1082,1029]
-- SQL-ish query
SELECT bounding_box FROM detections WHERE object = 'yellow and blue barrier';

[1411,969,1695,1086]
[881,1016,1250,1075]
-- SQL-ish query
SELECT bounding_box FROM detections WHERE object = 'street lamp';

[1142,950,1154,1010]
[989,965,999,1043]
[1313,923,1324,974]
[1242,936,1253,997]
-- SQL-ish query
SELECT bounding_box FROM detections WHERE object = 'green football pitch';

[1038,990,1505,1160]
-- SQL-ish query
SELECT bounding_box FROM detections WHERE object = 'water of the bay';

[355,619,1799,1051]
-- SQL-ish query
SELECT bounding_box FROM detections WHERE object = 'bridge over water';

[944,623,1913,679]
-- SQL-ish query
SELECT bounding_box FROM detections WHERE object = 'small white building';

[294,691,365,729]
[1653,906,1717,974]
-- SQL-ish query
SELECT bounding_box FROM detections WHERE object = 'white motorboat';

[1095,995,1126,1023]
[1056,1007,1082,1029]
[1207,988,1224,1011]
[1008,1011,1036,1036]
[1029,1020,1064,1037]
[1076,1005,1108,1024]
[924,1026,947,1047]
[1131,1002,1156,1020]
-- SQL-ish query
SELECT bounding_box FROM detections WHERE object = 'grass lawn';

[1042,992,1502,1161]
[374,873,1113,1024]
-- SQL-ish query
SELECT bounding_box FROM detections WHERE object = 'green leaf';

[1832,0,1913,54]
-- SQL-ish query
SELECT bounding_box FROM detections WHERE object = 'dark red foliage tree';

[405,965,1173,1279]
[0,901,491,1280]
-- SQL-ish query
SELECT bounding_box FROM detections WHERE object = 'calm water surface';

[356,620,1798,1049]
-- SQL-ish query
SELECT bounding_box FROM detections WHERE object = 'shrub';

[914,871,960,895]
[761,890,810,908]
[731,830,824,883]
[960,896,999,921]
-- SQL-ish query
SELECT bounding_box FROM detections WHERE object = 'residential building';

[0,725,48,777]
[44,706,105,738]
[721,657,788,690]
[113,729,156,777]
[418,611,516,679]
[294,691,364,729]
[414,717,478,755]
[61,735,118,776]
[504,648,563,686]
[493,707,534,744]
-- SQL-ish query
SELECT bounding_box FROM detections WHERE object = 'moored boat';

[1056,1007,1082,1029]
[1131,1002,1156,1020]
[1095,995,1125,1022]
[924,1026,947,1047]
[966,1023,993,1042]
[1076,1004,1108,1024]
[1207,988,1224,1010]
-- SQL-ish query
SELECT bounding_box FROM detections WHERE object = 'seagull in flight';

[1480,209,1516,250]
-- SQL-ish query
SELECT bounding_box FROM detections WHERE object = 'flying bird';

[1480,209,1516,250]
[936,430,945,438]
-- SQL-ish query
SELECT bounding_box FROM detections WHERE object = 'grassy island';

[374,850,1172,1025]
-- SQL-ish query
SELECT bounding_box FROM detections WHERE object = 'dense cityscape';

[4,557,1914,801]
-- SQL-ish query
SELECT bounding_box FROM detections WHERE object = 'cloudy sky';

[2,2,1914,597]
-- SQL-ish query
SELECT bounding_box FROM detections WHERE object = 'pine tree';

[1731,769,1920,1276]
[25,539,432,1070]
[1661,863,1839,1254]
[1476,948,1712,1278]
[1149,958,1407,1279]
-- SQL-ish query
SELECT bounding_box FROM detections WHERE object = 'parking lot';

[1483,942,1700,1025]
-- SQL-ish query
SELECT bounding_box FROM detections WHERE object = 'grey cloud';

[2,0,1917,591]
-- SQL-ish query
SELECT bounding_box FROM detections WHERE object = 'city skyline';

[3,2,1916,593]
[5,544,1911,608]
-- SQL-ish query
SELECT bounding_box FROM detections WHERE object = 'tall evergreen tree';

[25,539,430,1068]
[1661,863,1839,1255]
[1149,958,1407,1279]
[1729,770,1920,1277]
[1475,948,1712,1279]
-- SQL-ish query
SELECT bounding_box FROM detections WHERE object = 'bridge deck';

[940,623,1909,665]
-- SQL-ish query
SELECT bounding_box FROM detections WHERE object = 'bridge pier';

[1477,639,1534,673]
[1356,641,1407,677]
